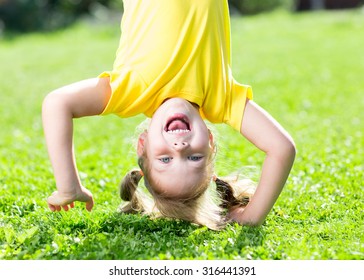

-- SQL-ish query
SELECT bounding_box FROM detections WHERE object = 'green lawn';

[0,10,363,260]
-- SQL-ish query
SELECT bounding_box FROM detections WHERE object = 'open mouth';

[164,114,191,134]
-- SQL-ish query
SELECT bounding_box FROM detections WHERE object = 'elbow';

[42,91,58,115]
[42,91,69,118]
[270,134,296,163]
[283,137,296,161]
[42,93,54,122]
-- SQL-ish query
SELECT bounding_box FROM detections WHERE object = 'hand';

[227,205,263,227]
[47,186,94,212]
[227,205,246,224]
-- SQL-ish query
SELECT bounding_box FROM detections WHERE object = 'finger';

[47,194,60,207]
[48,203,56,212]
[85,198,94,212]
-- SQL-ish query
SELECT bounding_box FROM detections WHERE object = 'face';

[137,98,214,199]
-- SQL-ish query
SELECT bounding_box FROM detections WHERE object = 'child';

[42,0,295,230]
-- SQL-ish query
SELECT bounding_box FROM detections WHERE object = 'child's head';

[137,98,215,199]
[120,98,252,230]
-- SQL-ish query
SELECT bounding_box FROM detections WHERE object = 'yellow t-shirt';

[100,0,253,132]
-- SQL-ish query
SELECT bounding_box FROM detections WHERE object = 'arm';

[42,78,111,212]
[228,99,296,226]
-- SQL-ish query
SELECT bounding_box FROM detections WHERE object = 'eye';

[159,157,172,163]
[188,155,203,161]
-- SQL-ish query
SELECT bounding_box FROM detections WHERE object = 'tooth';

[167,129,190,134]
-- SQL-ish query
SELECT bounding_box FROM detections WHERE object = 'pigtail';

[120,169,143,201]
[119,169,154,214]
[215,177,241,208]
[215,177,252,210]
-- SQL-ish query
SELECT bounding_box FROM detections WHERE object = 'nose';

[172,141,189,151]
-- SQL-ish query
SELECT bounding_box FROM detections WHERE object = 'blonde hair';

[119,128,255,230]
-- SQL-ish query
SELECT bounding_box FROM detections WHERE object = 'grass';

[0,9,363,260]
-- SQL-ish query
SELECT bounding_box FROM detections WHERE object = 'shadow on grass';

[71,212,266,259]
[0,205,265,260]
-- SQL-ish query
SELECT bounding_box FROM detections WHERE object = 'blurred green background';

[1,0,363,32]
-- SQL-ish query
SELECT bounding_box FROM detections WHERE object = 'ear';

[137,131,147,157]
[208,129,214,149]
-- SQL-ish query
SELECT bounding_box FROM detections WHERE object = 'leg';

[42,77,111,211]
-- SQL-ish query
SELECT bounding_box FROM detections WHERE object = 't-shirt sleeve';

[224,80,253,132]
